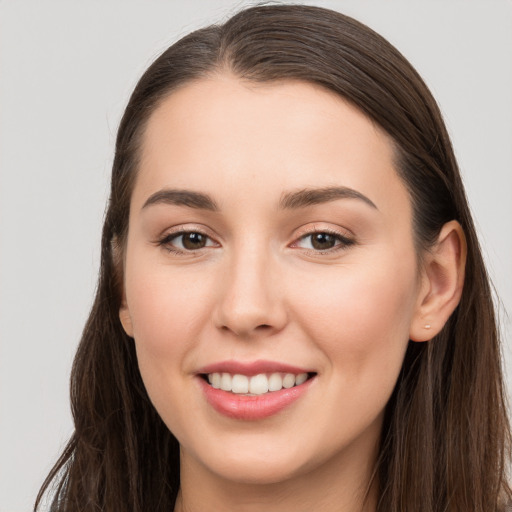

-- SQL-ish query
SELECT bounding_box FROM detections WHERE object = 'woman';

[35,4,511,511]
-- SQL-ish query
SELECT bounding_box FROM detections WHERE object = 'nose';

[213,245,287,338]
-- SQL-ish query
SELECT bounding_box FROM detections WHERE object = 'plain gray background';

[1,1,511,510]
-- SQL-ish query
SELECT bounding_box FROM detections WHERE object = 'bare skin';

[119,75,466,512]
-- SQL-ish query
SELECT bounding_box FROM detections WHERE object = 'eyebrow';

[279,186,378,210]
[142,189,219,211]
[141,185,377,213]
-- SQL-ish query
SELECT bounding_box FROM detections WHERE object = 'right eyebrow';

[279,186,378,210]
[141,189,219,212]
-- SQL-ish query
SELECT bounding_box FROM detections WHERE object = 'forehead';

[134,75,410,219]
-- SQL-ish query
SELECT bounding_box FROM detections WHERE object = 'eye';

[293,230,355,252]
[159,231,218,252]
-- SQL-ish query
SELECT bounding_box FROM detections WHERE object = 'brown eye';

[181,232,207,250]
[310,233,337,250]
[159,231,217,252]
[294,231,355,253]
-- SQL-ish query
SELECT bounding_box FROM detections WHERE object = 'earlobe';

[111,235,134,338]
[409,220,467,342]
[119,303,134,338]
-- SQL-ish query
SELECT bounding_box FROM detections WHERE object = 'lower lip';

[198,377,314,420]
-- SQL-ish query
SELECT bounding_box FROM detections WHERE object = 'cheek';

[292,256,417,382]
[127,257,210,343]
[124,256,215,399]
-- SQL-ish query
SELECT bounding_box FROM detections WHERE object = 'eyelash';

[157,228,355,256]
[293,228,355,254]
[157,230,216,255]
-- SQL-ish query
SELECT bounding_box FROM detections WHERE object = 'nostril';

[220,323,274,336]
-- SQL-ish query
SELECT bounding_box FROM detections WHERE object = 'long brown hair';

[35,4,511,511]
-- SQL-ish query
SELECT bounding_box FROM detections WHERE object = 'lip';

[196,360,316,421]
[197,359,313,376]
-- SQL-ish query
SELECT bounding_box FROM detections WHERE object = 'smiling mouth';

[201,372,316,395]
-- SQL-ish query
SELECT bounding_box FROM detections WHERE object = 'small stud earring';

[424,324,431,329]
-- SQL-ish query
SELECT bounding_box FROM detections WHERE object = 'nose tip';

[215,290,287,338]
[213,257,287,339]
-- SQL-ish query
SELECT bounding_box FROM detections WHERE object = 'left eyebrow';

[141,189,219,212]
[279,186,378,210]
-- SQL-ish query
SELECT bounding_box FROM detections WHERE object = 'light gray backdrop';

[0,1,510,510]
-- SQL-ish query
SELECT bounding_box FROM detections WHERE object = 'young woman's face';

[120,76,426,485]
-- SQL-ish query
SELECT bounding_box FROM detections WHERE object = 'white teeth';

[295,372,308,385]
[220,373,232,392]
[249,374,269,395]
[211,373,221,389]
[232,374,249,393]
[268,372,283,391]
[282,373,295,389]
[206,371,310,395]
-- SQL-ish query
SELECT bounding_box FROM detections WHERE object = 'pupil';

[183,232,206,250]
[311,233,335,250]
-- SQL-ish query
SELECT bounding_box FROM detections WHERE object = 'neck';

[174,430,380,512]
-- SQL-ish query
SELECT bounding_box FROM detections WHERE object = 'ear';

[409,220,467,342]
[112,235,134,338]
[119,299,134,338]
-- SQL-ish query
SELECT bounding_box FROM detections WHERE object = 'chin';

[188,433,324,486]
[207,454,308,486]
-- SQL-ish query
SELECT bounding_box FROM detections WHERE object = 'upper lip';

[197,359,314,376]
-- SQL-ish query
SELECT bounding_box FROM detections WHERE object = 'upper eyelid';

[289,225,356,252]
[157,231,219,255]
[154,227,220,253]
[161,230,218,244]
[291,231,353,247]
[158,224,218,240]
[155,224,355,246]
[292,223,355,240]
